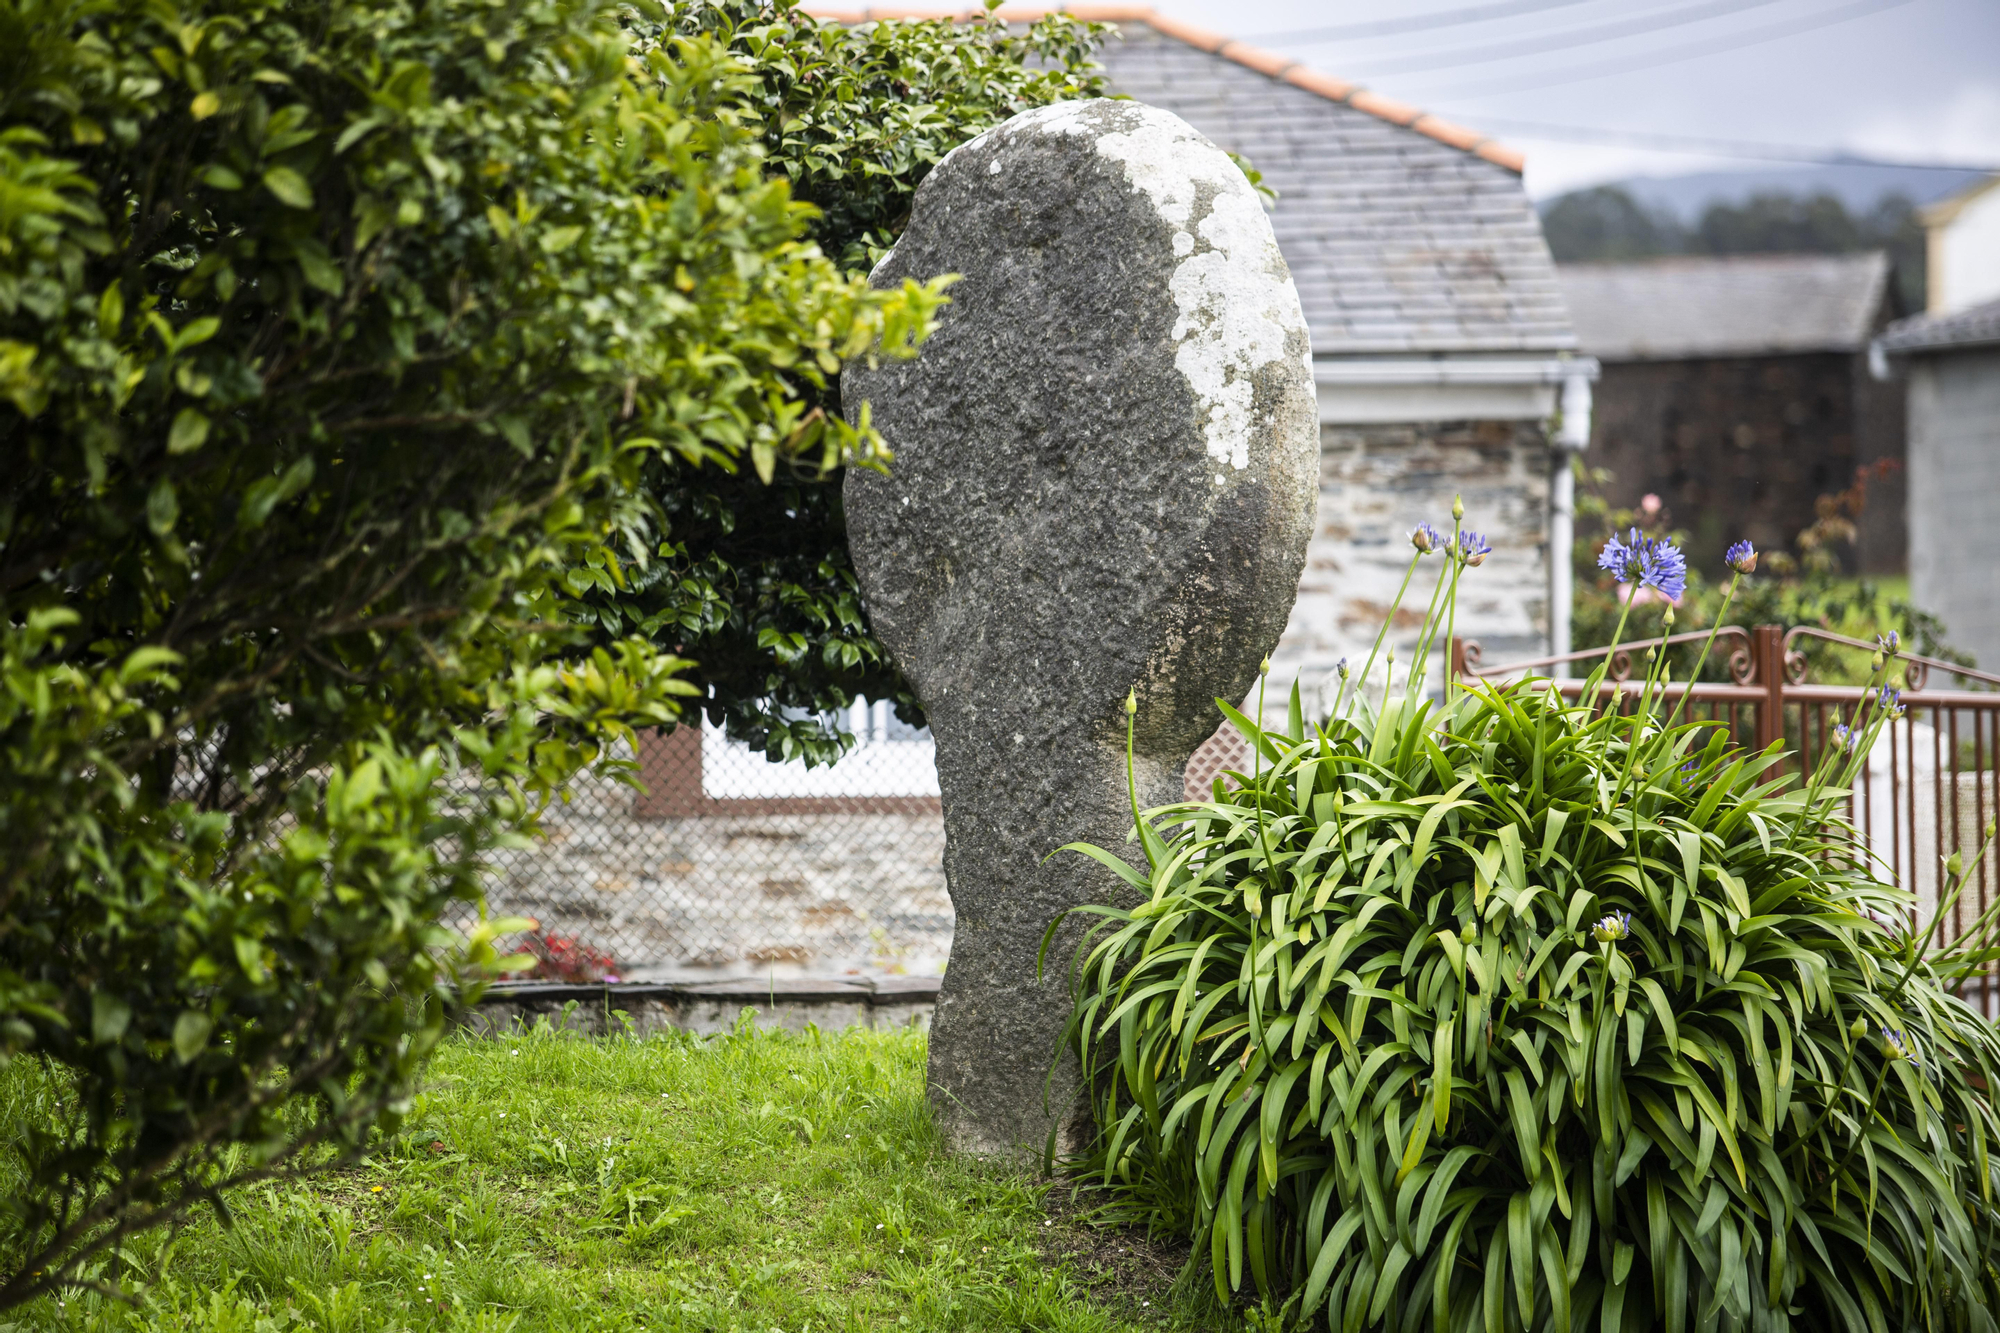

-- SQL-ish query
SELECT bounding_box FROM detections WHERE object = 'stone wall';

[1266,417,1551,716]
[1585,351,1907,575]
[479,739,952,982]
[462,978,939,1038]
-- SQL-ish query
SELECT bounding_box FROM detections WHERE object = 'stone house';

[1557,252,1907,575]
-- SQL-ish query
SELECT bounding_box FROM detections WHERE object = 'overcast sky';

[1142,0,2000,199]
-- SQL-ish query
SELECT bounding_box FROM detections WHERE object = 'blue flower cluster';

[1457,530,1493,566]
[1597,528,1689,601]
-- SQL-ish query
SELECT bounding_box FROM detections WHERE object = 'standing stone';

[843,99,1318,1158]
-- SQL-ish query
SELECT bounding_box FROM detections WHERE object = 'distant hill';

[1581,162,1989,223]
[1535,169,1953,311]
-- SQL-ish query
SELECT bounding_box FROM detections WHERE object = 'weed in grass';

[3,1022,1206,1332]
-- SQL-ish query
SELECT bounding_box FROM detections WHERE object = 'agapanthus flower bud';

[1831,722,1855,751]
[1591,911,1631,943]
[1125,688,1136,716]
[1880,1026,1917,1066]
[1849,1016,1869,1040]
[1335,657,1350,679]
[1662,607,1675,629]
[1409,521,1443,554]
[1459,922,1476,944]
[1877,630,1900,653]
[1456,530,1493,567]
[1724,539,1757,574]
[1452,494,1465,520]
[1260,656,1271,676]
[1878,685,1904,718]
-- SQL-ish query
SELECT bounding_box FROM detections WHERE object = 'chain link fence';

[468,703,1248,981]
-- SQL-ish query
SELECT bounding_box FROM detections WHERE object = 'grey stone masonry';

[1270,419,1550,717]
[844,100,1319,1159]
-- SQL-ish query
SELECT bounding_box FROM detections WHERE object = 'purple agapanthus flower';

[1831,722,1856,751]
[1725,539,1757,574]
[1877,630,1901,653]
[1409,521,1443,555]
[1878,685,1905,718]
[1598,528,1688,600]
[1457,530,1493,567]
[1640,539,1688,601]
[1597,528,1644,583]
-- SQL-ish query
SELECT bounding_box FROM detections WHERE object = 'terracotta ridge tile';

[1408,114,1484,153]
[1345,88,1421,127]
[1214,40,1296,78]
[1138,11,1229,51]
[1280,65,1356,102]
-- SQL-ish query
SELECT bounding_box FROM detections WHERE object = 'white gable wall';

[1931,179,2000,316]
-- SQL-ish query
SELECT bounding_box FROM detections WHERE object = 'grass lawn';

[4,1017,1209,1333]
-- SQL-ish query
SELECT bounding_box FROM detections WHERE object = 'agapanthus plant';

[1051,512,2000,1333]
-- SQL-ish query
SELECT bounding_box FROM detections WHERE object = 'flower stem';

[1344,553,1421,720]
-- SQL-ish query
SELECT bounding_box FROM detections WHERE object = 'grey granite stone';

[844,99,1318,1160]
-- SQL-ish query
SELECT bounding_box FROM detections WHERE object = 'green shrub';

[1058,520,2000,1332]
[0,0,958,1305]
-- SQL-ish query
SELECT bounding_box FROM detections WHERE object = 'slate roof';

[1877,296,2000,356]
[804,5,1578,357]
[1558,253,1893,362]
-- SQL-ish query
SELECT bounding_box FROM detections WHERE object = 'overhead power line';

[1242,0,1598,46]
[1333,0,1787,76]
[1435,116,2000,172]
[1400,0,1916,99]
